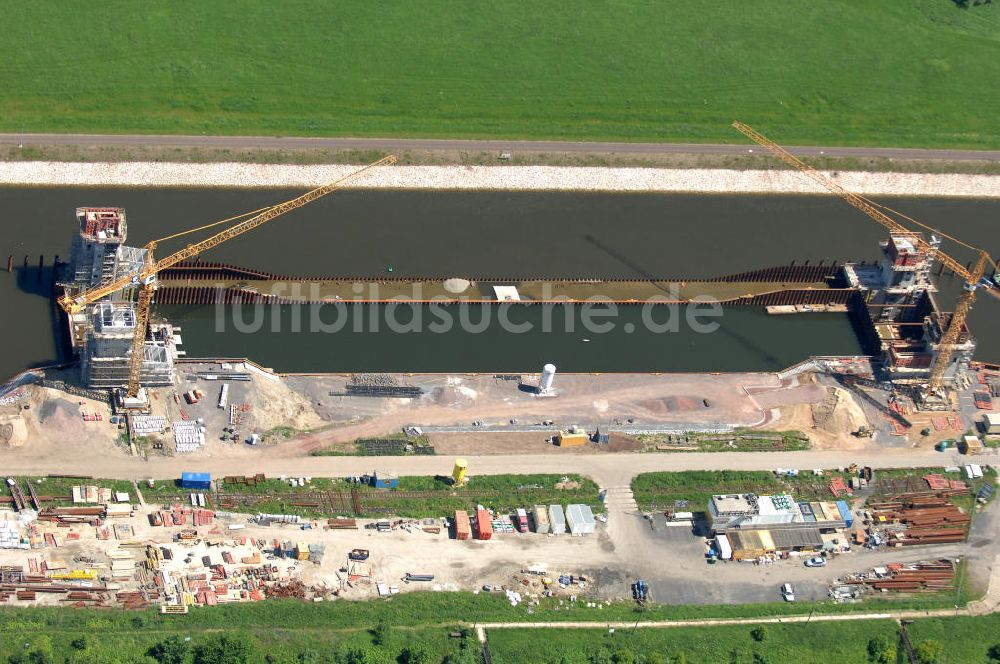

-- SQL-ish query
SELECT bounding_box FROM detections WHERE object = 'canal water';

[0,188,997,377]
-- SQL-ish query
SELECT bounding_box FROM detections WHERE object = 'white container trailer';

[533,505,550,534]
[566,504,596,535]
[714,534,733,560]
[549,504,566,535]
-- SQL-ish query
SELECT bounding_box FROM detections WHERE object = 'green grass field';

[2,2,998,147]
[630,466,974,511]
[6,601,997,664]
[488,621,901,664]
[0,624,475,664]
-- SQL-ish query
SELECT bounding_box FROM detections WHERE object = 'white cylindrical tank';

[540,363,557,392]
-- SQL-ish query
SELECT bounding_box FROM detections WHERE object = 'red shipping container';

[475,508,493,540]
[454,510,471,541]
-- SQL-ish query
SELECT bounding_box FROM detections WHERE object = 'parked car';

[780,583,795,601]
[348,549,370,561]
[804,556,827,568]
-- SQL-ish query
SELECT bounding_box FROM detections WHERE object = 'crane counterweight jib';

[57,155,396,316]
[56,155,397,397]
[733,121,994,391]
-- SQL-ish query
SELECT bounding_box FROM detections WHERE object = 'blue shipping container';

[180,472,212,489]
[371,472,399,489]
[835,500,853,529]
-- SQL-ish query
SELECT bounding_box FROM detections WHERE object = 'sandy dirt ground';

[0,367,990,486]
[285,371,832,455]
[430,432,642,456]
[0,386,121,460]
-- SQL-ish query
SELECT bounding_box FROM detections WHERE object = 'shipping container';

[566,504,596,535]
[835,500,853,529]
[549,504,566,534]
[532,505,550,534]
[714,534,733,560]
[180,472,211,490]
[454,510,471,540]
[371,471,399,489]
[297,542,310,561]
[515,508,529,533]
[475,508,493,540]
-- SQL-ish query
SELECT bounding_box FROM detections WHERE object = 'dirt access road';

[0,448,977,488]
[4,132,1000,161]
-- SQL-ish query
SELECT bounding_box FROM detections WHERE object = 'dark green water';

[159,303,862,373]
[1,188,997,378]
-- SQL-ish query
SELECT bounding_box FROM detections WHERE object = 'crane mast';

[732,121,992,393]
[60,156,397,399]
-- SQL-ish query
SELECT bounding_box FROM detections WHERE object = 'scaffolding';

[80,302,175,389]
[61,208,129,288]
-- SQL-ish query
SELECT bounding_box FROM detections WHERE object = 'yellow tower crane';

[731,121,997,392]
[57,155,397,400]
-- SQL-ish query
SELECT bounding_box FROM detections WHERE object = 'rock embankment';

[1,161,998,197]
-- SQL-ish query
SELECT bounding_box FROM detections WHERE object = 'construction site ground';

[1,366,994,475]
[0,365,997,613]
[0,485,993,609]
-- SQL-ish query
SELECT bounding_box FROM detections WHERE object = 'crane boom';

[731,121,972,280]
[731,121,996,392]
[58,155,396,315]
[927,252,988,389]
[57,155,396,398]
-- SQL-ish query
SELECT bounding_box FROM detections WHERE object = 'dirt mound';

[250,377,323,431]
[429,386,477,407]
[639,396,703,414]
[805,386,870,449]
[0,423,13,446]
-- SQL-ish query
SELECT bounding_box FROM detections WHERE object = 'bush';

[399,647,432,664]
[195,634,255,664]
[989,644,1000,661]
[867,636,896,664]
[915,640,944,664]
[371,620,391,646]
[338,649,373,664]
[750,626,767,643]
[149,636,192,664]
[611,650,635,664]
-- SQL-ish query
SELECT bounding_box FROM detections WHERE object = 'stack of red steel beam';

[152,506,215,527]
[848,560,955,592]
[870,492,970,545]
[37,507,103,525]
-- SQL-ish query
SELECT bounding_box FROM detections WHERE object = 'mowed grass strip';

[1,2,999,147]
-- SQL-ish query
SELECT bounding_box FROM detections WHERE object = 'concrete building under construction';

[844,232,975,386]
[58,208,179,390]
